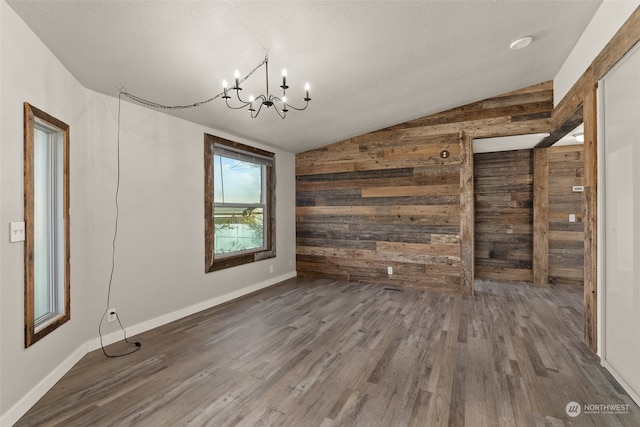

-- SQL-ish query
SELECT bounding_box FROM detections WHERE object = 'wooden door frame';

[531,7,640,352]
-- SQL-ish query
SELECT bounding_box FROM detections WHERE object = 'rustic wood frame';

[459,131,475,295]
[531,7,640,352]
[24,102,71,348]
[204,134,276,272]
[532,147,549,285]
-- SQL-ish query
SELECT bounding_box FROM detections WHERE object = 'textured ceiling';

[8,0,601,153]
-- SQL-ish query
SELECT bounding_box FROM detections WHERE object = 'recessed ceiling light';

[510,36,533,50]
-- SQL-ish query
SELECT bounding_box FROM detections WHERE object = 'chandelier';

[222,54,311,119]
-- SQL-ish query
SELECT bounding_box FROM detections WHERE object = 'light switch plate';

[569,214,576,223]
[10,222,25,243]
[572,186,584,192]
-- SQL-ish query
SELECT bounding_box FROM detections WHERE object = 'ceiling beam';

[534,104,583,148]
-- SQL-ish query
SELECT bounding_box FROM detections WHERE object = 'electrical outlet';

[387,266,393,275]
[108,308,117,323]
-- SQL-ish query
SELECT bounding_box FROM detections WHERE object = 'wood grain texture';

[547,145,585,286]
[583,88,597,353]
[296,82,553,292]
[535,105,583,149]
[533,148,549,285]
[15,277,640,426]
[474,150,533,283]
[459,132,474,295]
[553,7,640,133]
[23,102,71,348]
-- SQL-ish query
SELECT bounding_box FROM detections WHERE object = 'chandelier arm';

[272,104,286,119]
[234,89,250,105]
[225,98,252,110]
[282,100,310,111]
[250,101,265,119]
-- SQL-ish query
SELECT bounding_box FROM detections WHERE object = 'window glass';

[204,134,275,272]
[24,103,70,347]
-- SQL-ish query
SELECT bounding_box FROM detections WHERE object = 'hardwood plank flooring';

[16,278,640,426]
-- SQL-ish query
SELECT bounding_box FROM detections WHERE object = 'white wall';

[600,42,640,405]
[0,2,296,425]
[1,1,94,421]
[554,0,639,105]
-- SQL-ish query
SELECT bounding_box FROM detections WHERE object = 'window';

[204,134,275,272]
[24,103,70,347]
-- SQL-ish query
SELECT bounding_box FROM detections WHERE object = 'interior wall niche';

[547,143,585,285]
[474,149,534,283]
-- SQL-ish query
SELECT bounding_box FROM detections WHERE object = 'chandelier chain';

[119,55,269,110]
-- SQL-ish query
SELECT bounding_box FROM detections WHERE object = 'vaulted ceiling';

[8,1,601,153]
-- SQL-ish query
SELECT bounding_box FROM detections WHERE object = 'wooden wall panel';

[533,148,549,284]
[583,88,598,352]
[296,134,463,293]
[474,150,534,282]
[547,144,585,285]
[460,132,475,295]
[297,81,552,292]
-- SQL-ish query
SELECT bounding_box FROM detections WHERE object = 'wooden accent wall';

[296,133,463,293]
[474,150,533,282]
[547,145,585,285]
[296,82,552,293]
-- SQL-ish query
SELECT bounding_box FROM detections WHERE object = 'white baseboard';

[0,272,296,427]
[0,343,89,427]
[87,271,297,349]
[601,360,640,408]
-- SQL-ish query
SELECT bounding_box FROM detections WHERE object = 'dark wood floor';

[16,278,640,426]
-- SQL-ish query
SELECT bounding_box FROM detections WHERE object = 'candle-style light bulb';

[222,79,229,98]
[249,95,254,102]
[234,70,240,89]
[282,96,287,103]
[304,82,310,100]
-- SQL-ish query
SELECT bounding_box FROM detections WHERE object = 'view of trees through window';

[204,134,275,272]
[213,152,266,256]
